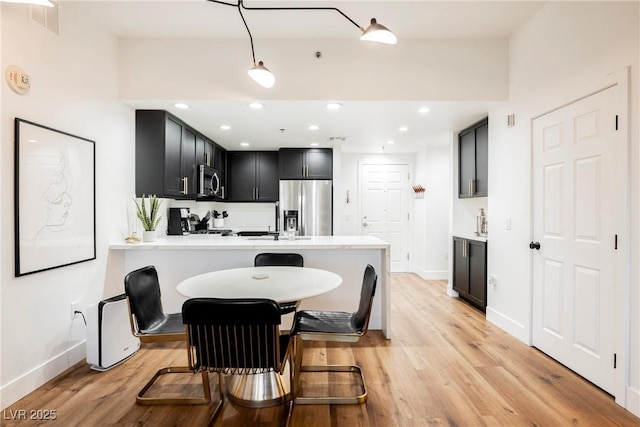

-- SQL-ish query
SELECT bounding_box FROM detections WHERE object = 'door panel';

[532,86,618,394]
[361,164,409,272]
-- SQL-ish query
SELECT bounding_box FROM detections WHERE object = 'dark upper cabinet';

[452,237,487,311]
[136,110,227,201]
[196,135,227,200]
[458,118,488,198]
[227,151,278,202]
[136,110,197,199]
[279,148,332,179]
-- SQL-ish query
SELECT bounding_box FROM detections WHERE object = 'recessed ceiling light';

[174,103,189,109]
[418,106,430,114]
[326,103,342,110]
[220,125,231,130]
[310,142,319,147]
[387,140,395,144]
[308,125,319,131]
[399,126,408,132]
[240,142,250,147]
[249,102,264,109]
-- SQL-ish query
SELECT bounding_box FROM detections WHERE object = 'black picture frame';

[14,118,96,277]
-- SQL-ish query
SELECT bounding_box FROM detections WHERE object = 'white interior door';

[361,164,409,272]
[532,86,621,394]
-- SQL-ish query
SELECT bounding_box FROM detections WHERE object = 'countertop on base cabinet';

[109,235,391,338]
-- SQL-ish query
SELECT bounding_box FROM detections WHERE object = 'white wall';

[118,38,508,102]
[414,146,451,279]
[486,1,639,414]
[0,3,134,408]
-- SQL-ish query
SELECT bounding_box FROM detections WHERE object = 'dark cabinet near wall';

[196,135,227,200]
[279,148,332,179]
[458,118,488,198]
[227,151,279,202]
[452,236,487,311]
[136,110,197,199]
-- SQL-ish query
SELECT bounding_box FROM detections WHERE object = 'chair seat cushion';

[293,310,358,335]
[141,312,184,335]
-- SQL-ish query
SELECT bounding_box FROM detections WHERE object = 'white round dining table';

[176,266,342,302]
[176,265,343,408]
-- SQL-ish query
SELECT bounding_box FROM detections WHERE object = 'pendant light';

[360,18,397,45]
[206,0,397,88]
[248,61,275,88]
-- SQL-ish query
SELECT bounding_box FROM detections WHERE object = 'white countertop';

[452,232,488,242]
[110,235,390,250]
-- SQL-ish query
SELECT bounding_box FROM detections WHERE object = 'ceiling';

[75,1,546,152]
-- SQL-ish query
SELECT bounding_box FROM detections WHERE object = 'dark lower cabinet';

[452,237,487,311]
[227,151,278,202]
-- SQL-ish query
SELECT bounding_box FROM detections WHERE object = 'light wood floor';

[4,274,639,426]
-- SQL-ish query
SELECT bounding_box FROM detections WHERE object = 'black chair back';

[124,265,166,332]
[182,298,287,374]
[254,253,304,267]
[350,264,378,333]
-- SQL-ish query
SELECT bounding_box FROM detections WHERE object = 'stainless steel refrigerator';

[278,180,332,236]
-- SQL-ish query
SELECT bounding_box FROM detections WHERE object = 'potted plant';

[212,210,228,228]
[134,194,163,242]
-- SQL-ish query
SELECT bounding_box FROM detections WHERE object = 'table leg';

[225,364,291,408]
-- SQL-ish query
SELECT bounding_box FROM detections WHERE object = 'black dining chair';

[182,298,295,426]
[292,264,377,405]
[254,252,304,315]
[124,265,210,405]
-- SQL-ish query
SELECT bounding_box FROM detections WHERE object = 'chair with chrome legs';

[291,264,377,404]
[124,265,211,405]
[182,298,295,426]
[254,252,304,315]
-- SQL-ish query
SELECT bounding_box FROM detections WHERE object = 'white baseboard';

[626,386,640,417]
[414,269,448,280]
[486,307,530,345]
[1,341,86,410]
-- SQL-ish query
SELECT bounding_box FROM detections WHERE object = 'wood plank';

[2,274,638,426]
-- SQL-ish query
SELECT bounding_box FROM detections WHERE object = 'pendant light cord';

[237,1,256,65]
[206,0,365,34]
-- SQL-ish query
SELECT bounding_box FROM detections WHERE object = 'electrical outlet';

[488,275,497,289]
[71,302,79,319]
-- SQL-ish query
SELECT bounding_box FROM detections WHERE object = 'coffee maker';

[168,208,190,235]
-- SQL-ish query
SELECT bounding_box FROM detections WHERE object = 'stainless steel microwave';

[198,165,222,198]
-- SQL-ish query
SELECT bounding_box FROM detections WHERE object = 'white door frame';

[529,67,630,408]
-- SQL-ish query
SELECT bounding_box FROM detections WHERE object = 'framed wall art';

[14,118,96,277]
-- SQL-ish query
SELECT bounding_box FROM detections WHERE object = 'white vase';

[143,230,157,242]
[213,218,225,228]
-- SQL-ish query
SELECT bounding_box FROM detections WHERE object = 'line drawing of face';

[42,156,73,229]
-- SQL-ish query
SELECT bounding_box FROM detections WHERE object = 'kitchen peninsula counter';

[108,235,391,338]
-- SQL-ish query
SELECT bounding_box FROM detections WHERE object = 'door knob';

[529,241,541,250]
[362,221,368,227]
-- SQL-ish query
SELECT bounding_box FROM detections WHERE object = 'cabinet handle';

[205,152,210,167]
[302,165,305,177]
[182,177,188,195]
[468,179,472,196]
[221,186,225,199]
[305,164,308,177]
[256,188,259,199]
[471,180,476,195]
